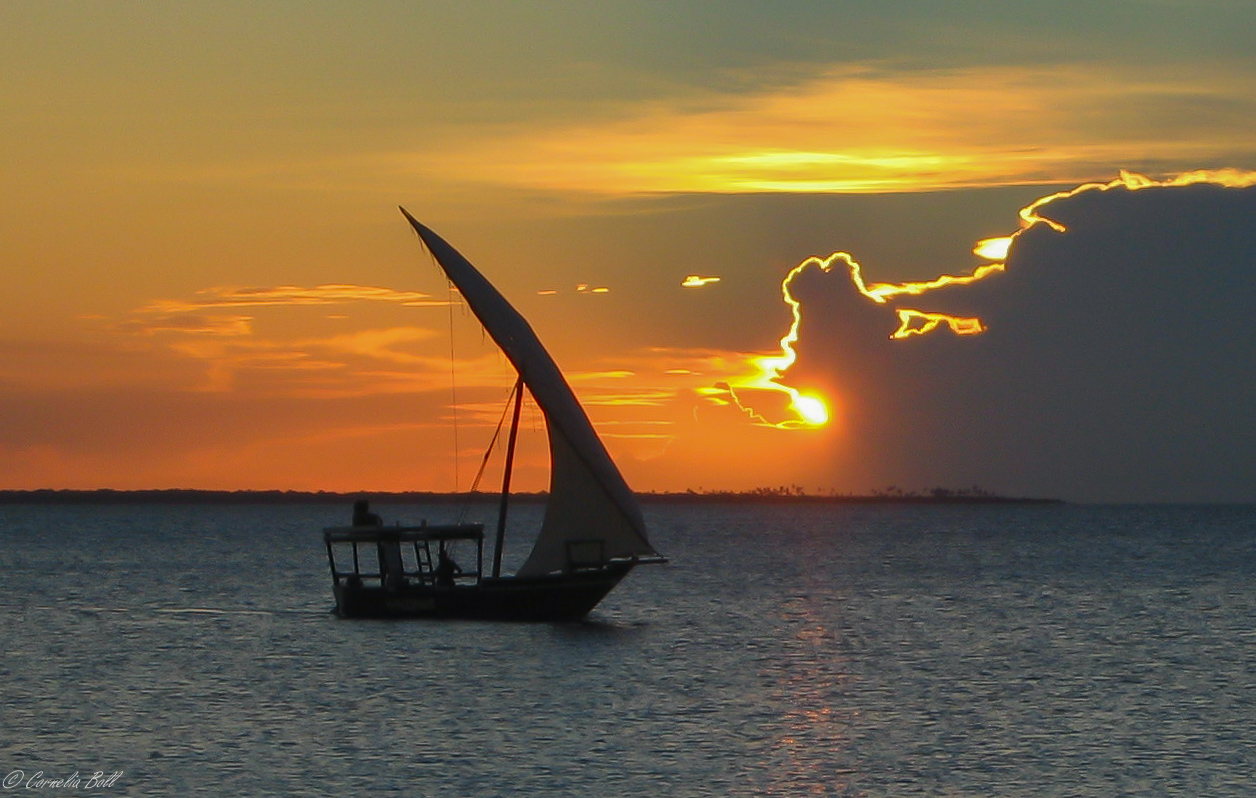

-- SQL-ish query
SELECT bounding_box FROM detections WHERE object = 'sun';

[792,393,829,426]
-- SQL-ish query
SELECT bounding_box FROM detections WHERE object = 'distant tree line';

[0,486,1060,505]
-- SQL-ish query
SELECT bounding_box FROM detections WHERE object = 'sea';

[2,501,1255,797]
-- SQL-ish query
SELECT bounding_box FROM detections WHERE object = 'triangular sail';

[400,209,657,576]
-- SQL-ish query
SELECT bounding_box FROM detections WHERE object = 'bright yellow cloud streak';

[413,64,1256,196]
[682,275,722,288]
[863,263,1007,303]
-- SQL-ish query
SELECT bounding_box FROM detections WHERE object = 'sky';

[3,1,1256,501]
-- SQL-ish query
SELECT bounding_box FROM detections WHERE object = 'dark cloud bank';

[786,183,1256,502]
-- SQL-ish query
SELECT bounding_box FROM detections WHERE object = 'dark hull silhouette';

[331,561,636,621]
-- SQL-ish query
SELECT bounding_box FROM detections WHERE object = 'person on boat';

[352,499,382,527]
[435,549,462,587]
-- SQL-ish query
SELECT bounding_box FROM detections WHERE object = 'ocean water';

[2,501,1255,796]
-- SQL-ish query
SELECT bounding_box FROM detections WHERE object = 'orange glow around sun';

[728,168,1256,427]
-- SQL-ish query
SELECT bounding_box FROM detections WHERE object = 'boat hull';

[331,561,636,621]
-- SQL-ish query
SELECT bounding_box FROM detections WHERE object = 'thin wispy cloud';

[96,284,490,397]
[117,313,255,337]
[118,285,448,339]
[137,284,445,314]
[162,331,516,397]
[97,284,727,415]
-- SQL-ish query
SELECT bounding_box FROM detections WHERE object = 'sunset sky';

[4,2,1256,501]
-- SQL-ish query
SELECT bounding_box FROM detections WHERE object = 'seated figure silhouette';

[435,550,462,588]
[352,499,382,527]
[351,499,402,589]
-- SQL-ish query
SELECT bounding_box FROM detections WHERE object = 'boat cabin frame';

[324,523,485,593]
[322,520,648,620]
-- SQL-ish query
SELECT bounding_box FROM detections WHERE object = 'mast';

[493,377,524,578]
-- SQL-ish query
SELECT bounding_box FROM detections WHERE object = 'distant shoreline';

[0,489,1063,506]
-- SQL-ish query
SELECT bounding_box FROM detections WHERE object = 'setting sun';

[792,394,829,426]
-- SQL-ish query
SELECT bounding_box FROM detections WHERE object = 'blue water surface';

[2,502,1255,796]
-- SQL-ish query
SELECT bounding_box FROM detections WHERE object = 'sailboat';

[322,209,665,620]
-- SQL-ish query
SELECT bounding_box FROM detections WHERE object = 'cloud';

[93,283,485,396]
[136,284,444,315]
[682,275,721,288]
[113,283,450,341]
[408,63,1256,195]
[116,313,255,337]
[763,176,1256,501]
[160,330,521,397]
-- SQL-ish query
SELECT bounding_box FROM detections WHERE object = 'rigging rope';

[457,380,519,524]
[446,279,460,492]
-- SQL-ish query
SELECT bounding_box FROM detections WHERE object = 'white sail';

[400,209,657,576]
